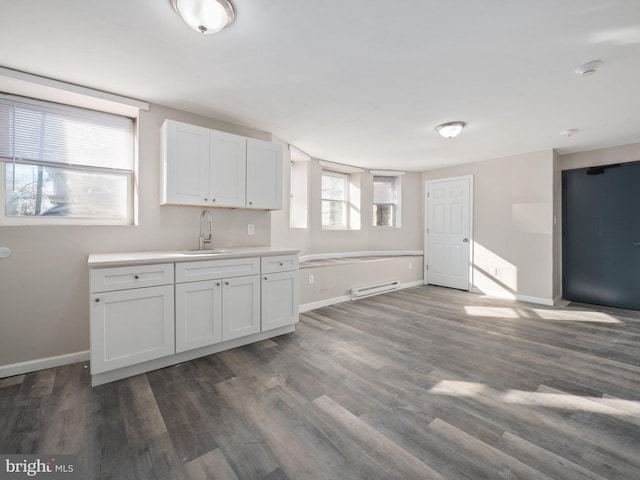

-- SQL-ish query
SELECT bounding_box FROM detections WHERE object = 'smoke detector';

[575,61,603,77]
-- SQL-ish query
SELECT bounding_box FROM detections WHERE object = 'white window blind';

[0,94,134,171]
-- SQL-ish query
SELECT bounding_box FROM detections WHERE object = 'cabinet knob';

[248,201,253,205]
[204,198,208,201]
[279,262,284,266]
[212,198,216,202]
[225,281,229,286]
[94,298,100,303]
[216,282,221,286]
[264,277,268,281]
[134,275,140,280]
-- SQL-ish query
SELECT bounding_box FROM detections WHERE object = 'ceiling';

[1,0,639,171]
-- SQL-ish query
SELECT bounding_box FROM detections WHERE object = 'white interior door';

[426,177,472,290]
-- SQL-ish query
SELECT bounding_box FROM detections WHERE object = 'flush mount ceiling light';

[561,128,579,137]
[171,0,235,34]
[575,60,603,77]
[436,121,465,139]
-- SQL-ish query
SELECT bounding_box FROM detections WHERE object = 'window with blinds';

[0,93,134,224]
[373,175,397,227]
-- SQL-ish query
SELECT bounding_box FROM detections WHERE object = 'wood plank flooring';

[1,285,640,479]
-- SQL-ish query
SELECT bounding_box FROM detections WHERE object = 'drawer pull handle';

[134,275,140,280]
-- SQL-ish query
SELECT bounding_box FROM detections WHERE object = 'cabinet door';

[90,285,174,374]
[246,138,283,210]
[222,275,260,341]
[210,130,246,207]
[175,280,223,353]
[261,270,299,331]
[162,120,210,206]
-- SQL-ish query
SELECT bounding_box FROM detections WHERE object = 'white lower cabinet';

[90,285,175,374]
[176,274,261,351]
[89,252,298,384]
[222,275,261,340]
[175,280,222,353]
[175,257,262,351]
[262,270,299,331]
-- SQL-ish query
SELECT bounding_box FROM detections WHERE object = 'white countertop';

[88,246,300,268]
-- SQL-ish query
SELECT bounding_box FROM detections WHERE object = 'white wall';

[423,150,555,303]
[0,103,273,367]
[270,144,424,255]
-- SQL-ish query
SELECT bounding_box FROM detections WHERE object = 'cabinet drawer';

[261,255,299,274]
[90,263,174,293]
[176,257,260,283]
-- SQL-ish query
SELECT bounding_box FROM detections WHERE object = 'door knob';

[463,238,469,243]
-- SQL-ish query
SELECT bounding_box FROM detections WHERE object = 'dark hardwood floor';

[1,285,640,479]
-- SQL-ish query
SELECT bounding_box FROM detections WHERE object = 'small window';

[0,93,135,225]
[373,176,397,227]
[321,170,349,229]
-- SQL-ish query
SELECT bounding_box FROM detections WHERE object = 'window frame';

[321,169,350,230]
[0,93,136,226]
[372,175,401,228]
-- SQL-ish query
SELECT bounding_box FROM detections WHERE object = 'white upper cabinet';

[161,121,210,206]
[161,119,282,210]
[209,129,246,207]
[246,138,283,210]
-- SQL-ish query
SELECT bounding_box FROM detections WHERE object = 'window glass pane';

[322,173,347,201]
[5,162,130,219]
[322,200,348,227]
[373,204,395,227]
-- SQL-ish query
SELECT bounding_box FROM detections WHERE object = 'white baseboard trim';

[469,287,554,306]
[299,280,424,313]
[300,295,351,312]
[0,350,90,379]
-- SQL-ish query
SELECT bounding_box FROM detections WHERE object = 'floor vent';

[351,280,400,300]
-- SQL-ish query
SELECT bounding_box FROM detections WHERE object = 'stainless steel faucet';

[199,209,213,250]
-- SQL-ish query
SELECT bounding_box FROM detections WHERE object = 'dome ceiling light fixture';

[436,121,466,139]
[170,0,235,35]
[561,128,579,137]
[574,60,603,77]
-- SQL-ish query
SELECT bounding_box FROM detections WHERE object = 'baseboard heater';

[351,280,400,300]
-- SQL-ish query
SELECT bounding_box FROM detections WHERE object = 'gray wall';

[0,103,273,367]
